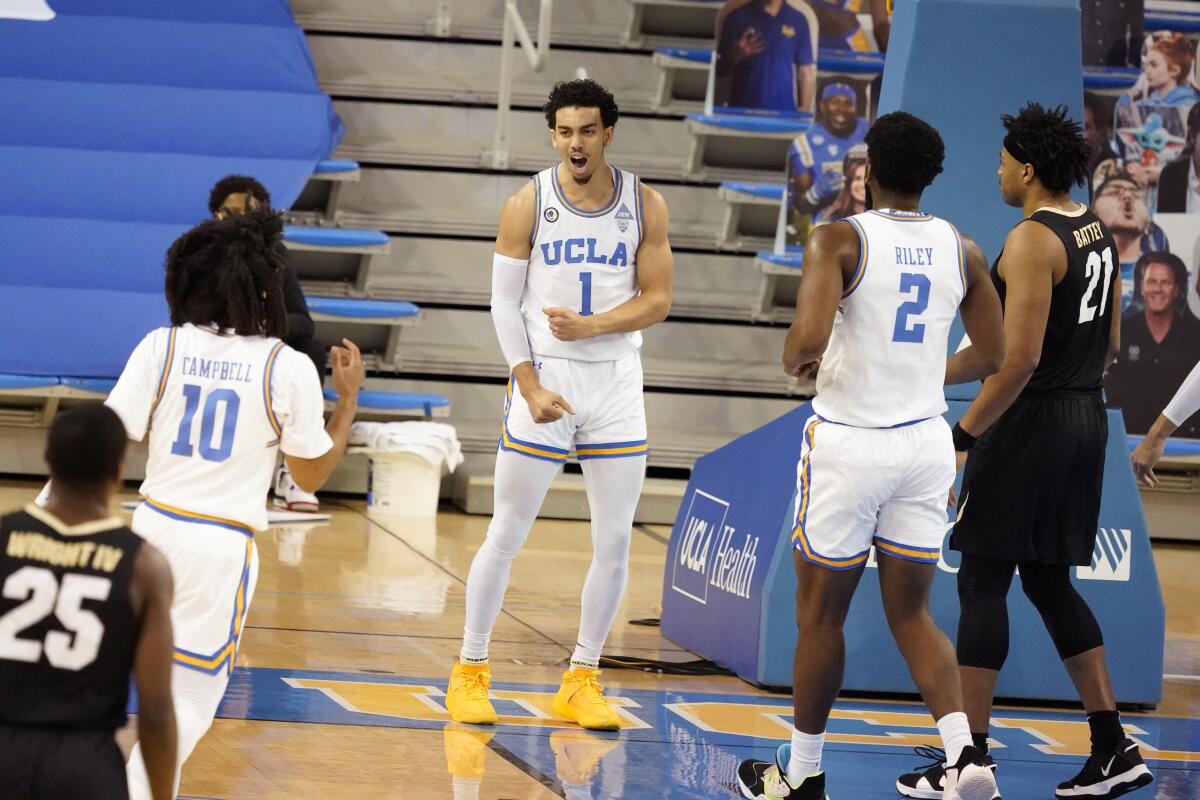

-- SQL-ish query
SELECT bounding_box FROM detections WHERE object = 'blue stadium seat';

[283,226,389,249]
[720,182,785,202]
[60,377,118,396]
[305,297,420,322]
[655,47,885,74]
[1083,66,1139,91]
[1145,8,1200,33]
[323,389,449,418]
[686,113,812,133]
[756,251,804,270]
[0,374,58,391]
[313,159,360,176]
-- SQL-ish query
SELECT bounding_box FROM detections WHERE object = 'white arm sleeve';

[1163,359,1200,427]
[275,348,335,459]
[491,253,533,369]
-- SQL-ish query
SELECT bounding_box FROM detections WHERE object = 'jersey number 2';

[171,384,240,463]
[1079,246,1115,324]
[0,567,110,671]
[892,273,931,344]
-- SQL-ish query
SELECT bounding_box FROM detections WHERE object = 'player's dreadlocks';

[863,111,945,195]
[1001,102,1091,195]
[164,211,287,338]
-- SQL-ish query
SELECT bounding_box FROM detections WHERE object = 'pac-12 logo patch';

[544,207,559,223]
[615,203,634,233]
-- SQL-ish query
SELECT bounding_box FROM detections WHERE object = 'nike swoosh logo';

[1100,755,1116,777]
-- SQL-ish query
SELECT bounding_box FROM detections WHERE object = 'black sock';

[1087,710,1123,754]
[971,732,990,755]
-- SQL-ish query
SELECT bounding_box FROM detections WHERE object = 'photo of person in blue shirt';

[788,81,869,216]
[715,0,818,116]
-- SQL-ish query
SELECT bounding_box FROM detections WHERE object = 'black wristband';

[952,422,977,452]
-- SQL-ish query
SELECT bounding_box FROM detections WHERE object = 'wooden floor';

[1,479,1196,799]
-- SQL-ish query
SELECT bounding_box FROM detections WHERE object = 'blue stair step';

[0,373,58,390]
[687,113,812,133]
[284,226,388,248]
[722,182,784,201]
[306,297,420,321]
[313,159,359,175]
[1083,66,1140,91]
[61,377,117,394]
[1127,435,1200,458]
[323,389,449,416]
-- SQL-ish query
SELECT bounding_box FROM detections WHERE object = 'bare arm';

[957,222,1056,437]
[945,235,1005,384]
[869,0,891,50]
[544,185,673,340]
[783,221,857,373]
[798,64,816,110]
[285,339,364,493]
[131,545,177,800]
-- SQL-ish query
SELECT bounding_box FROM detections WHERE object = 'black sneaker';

[1055,738,1153,798]
[897,746,1001,800]
[946,745,1001,800]
[737,744,829,799]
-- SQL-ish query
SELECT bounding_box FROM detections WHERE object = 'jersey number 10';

[170,384,241,463]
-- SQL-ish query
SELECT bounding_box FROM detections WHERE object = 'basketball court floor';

[1,480,1196,799]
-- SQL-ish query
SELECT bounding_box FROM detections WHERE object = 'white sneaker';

[273,461,319,512]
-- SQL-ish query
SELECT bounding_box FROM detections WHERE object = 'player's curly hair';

[207,175,272,216]
[165,211,288,338]
[863,112,945,194]
[543,79,619,129]
[1002,103,1091,194]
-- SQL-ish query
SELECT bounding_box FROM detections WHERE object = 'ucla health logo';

[671,490,759,604]
[1076,528,1133,582]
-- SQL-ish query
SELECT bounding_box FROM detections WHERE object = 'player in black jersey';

[0,404,177,800]
[896,104,1153,800]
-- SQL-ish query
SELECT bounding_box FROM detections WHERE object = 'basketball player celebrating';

[896,104,1153,800]
[111,212,364,798]
[445,79,673,730]
[738,111,1006,800]
[0,404,176,800]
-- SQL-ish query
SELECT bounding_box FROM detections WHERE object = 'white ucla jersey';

[525,164,643,361]
[812,209,967,428]
[105,324,333,530]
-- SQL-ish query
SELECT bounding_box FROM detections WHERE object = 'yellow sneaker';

[551,668,622,731]
[443,722,494,780]
[446,663,497,725]
[550,729,621,785]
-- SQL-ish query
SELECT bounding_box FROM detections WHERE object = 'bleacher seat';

[324,388,450,418]
[1127,435,1200,458]
[685,114,810,181]
[0,374,58,391]
[1083,66,1139,92]
[306,295,421,368]
[293,159,361,222]
[753,250,805,322]
[717,182,784,251]
[60,378,118,397]
[624,0,724,49]
[1145,7,1200,33]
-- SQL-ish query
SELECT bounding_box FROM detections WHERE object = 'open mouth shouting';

[568,153,589,175]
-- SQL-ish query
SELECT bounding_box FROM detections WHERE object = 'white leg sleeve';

[460,449,561,662]
[572,456,645,668]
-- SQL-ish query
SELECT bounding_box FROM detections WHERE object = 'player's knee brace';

[955,555,1017,670]
[1017,562,1104,661]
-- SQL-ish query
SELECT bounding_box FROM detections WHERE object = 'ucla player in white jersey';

[737,112,1006,800]
[445,79,673,733]
[106,213,364,798]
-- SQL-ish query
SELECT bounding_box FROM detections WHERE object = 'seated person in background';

[1106,252,1200,440]
[208,175,324,512]
[815,144,867,223]
[1125,32,1200,107]
[716,0,817,114]
[803,0,891,51]
[789,82,869,216]
[1090,165,1169,310]
[1157,103,1200,213]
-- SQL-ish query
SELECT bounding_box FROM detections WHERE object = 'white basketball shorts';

[792,414,955,570]
[499,351,648,463]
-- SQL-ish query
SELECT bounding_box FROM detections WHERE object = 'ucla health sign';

[662,401,1164,705]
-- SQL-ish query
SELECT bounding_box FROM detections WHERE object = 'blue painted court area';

[216,667,1200,799]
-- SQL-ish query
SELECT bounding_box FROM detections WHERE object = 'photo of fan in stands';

[815,143,867,223]
[802,0,891,52]
[1091,163,1171,309]
[1126,31,1200,107]
[713,0,818,116]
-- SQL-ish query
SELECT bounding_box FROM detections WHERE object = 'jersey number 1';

[170,384,240,463]
[578,272,594,316]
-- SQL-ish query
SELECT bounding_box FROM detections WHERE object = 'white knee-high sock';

[571,456,645,670]
[461,450,561,664]
[126,664,231,800]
